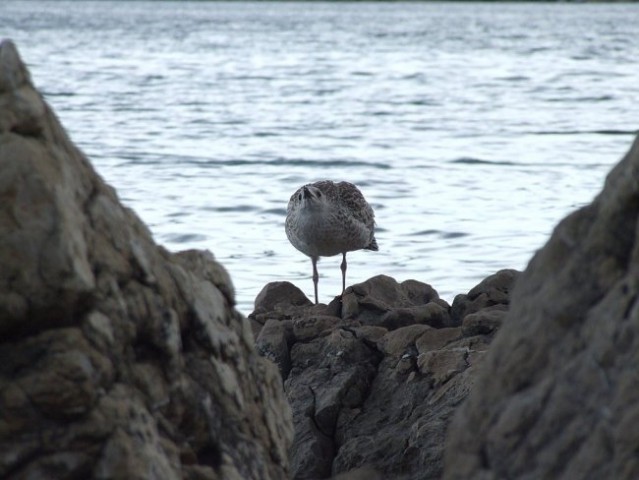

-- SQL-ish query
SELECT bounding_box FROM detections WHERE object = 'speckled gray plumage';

[285,180,378,303]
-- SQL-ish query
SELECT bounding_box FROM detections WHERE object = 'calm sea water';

[2,1,638,314]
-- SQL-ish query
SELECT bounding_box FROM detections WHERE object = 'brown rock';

[417,349,468,386]
[349,325,388,344]
[376,324,433,357]
[0,40,292,480]
[416,327,462,353]
[444,136,639,479]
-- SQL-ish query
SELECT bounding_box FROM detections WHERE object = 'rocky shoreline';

[2,38,639,480]
[250,270,519,479]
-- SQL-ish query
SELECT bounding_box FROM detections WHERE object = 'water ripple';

[532,129,638,136]
[5,0,636,314]
[449,158,518,166]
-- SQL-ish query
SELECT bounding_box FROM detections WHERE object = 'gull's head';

[289,184,327,213]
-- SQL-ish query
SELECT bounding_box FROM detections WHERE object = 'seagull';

[285,180,378,304]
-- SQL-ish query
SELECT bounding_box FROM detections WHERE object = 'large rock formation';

[251,271,520,479]
[444,135,639,479]
[0,40,292,479]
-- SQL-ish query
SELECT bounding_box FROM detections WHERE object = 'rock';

[331,466,383,480]
[450,269,520,324]
[417,349,468,386]
[0,40,292,480]
[293,315,339,342]
[380,302,450,330]
[341,275,452,329]
[174,249,236,306]
[444,135,639,479]
[461,307,507,336]
[286,329,380,479]
[254,269,516,479]
[376,324,432,357]
[256,319,293,379]
[253,281,313,315]
[416,327,462,353]
[348,325,388,344]
[250,282,322,338]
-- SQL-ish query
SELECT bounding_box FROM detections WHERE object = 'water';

[2,2,638,315]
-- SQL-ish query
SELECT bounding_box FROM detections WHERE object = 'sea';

[2,1,638,315]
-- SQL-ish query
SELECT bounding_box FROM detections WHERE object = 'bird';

[285,180,378,304]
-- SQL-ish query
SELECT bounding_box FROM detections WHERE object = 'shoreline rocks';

[250,270,519,479]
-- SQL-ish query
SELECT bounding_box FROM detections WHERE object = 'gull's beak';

[303,186,312,199]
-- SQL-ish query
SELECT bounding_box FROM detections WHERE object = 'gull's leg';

[312,256,319,304]
[340,252,347,295]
